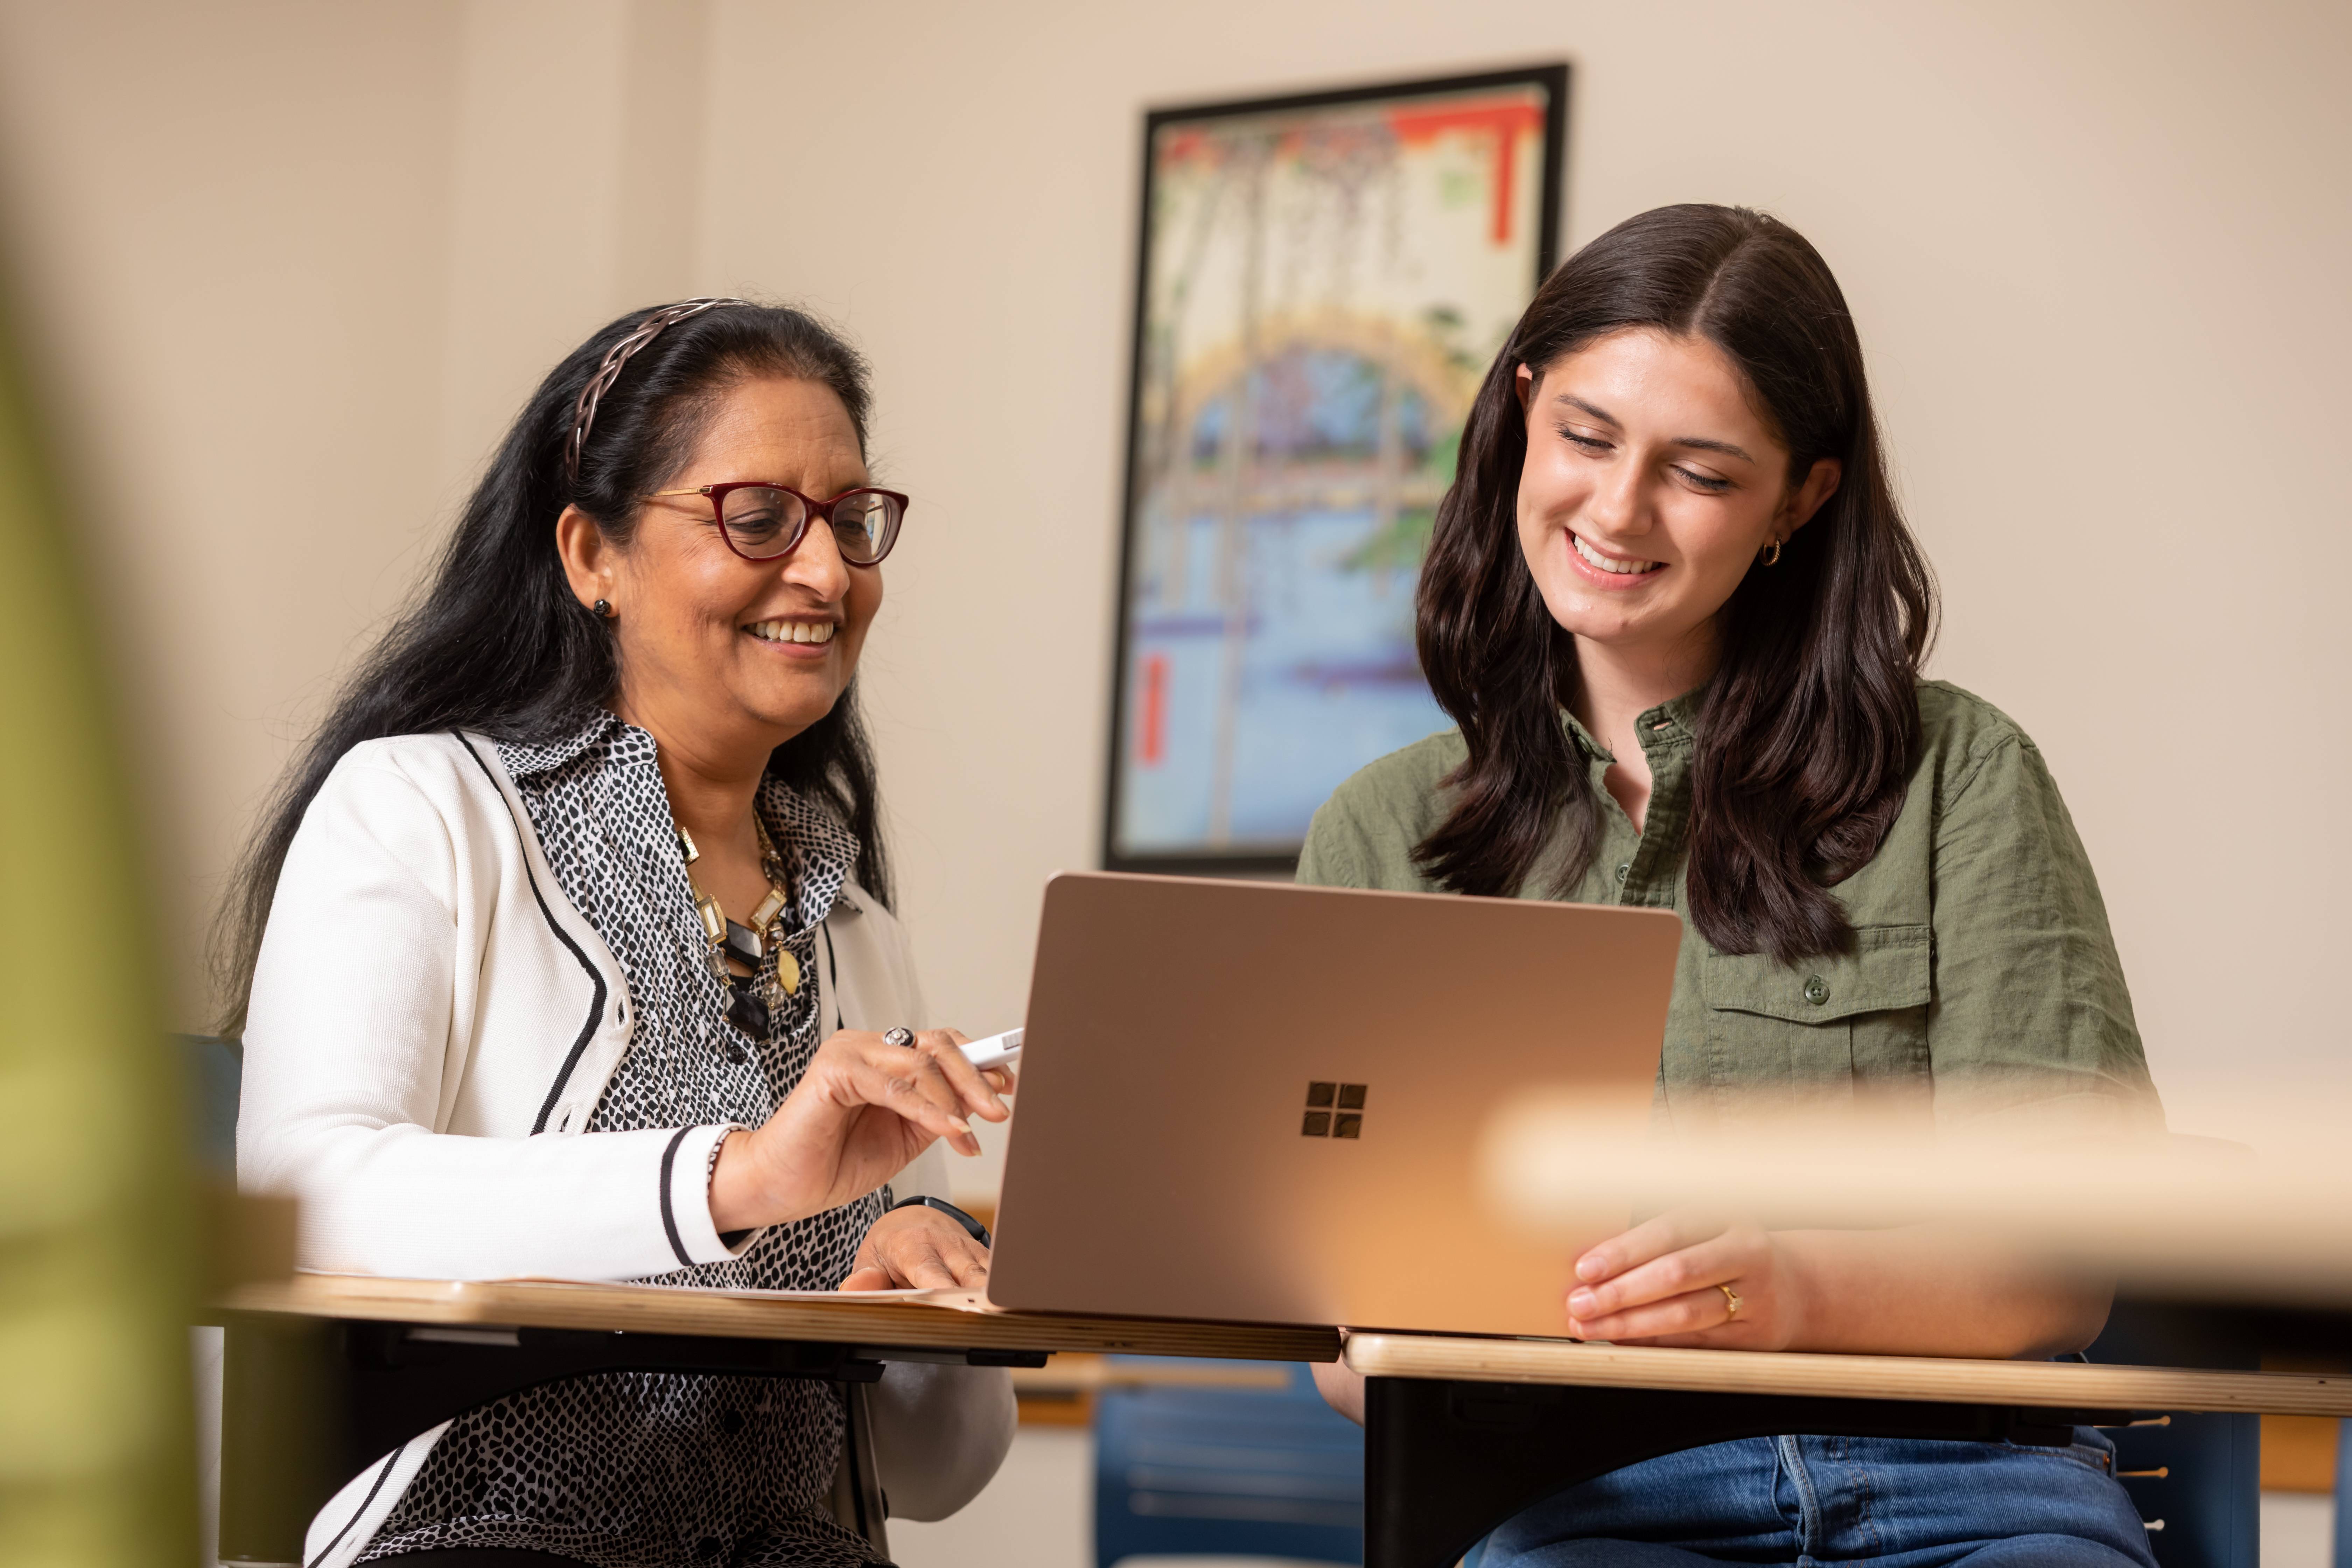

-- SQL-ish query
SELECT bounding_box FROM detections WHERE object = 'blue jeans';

[1484,1430,2158,1568]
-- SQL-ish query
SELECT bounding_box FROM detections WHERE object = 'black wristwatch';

[888,1194,991,1248]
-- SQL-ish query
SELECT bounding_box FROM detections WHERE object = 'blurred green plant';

[0,262,197,1562]
[1338,506,1438,575]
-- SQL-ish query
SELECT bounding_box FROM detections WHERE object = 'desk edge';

[1343,1333,2352,1417]
[218,1277,1341,1362]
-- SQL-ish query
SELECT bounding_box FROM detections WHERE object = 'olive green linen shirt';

[1297,681,2162,1132]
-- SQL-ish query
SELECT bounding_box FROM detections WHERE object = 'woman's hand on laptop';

[839,1204,991,1291]
[709,1028,1014,1233]
[1564,1210,1802,1350]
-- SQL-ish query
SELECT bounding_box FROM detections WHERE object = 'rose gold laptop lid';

[985,872,1679,1337]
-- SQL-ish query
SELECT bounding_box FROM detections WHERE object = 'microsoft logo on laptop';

[1301,1082,1367,1140]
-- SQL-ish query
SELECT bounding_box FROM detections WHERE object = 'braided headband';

[564,297,754,482]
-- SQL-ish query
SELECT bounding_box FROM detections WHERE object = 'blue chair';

[2085,1302,2260,1568]
[181,1033,242,1174]
[2331,1420,2352,1568]
[1094,1357,1363,1567]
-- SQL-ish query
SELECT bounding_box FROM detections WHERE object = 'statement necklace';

[678,814,799,1040]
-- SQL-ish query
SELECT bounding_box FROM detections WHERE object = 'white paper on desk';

[500,1278,999,1311]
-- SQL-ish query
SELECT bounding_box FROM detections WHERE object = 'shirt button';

[1803,975,1829,1005]
[726,1044,748,1065]
[1614,862,1631,883]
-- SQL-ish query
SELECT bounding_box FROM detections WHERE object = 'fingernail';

[951,1117,972,1135]
[1575,1256,1608,1282]
[1568,1288,1597,1315]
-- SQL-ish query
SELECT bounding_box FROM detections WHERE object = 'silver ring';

[883,1027,916,1049]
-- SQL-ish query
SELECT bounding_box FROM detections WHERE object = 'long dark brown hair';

[1414,204,1935,963]
[215,302,894,1034]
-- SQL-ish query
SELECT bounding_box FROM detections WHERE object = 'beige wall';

[1,0,2344,1196]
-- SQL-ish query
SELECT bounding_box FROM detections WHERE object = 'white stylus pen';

[959,1028,1023,1071]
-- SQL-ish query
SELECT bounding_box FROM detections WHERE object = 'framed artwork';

[1103,64,1569,874]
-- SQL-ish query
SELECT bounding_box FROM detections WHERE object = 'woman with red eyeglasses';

[226,301,1013,1568]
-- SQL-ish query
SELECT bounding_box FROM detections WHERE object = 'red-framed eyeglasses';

[646,482,907,566]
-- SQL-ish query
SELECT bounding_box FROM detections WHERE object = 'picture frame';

[1102,64,1570,875]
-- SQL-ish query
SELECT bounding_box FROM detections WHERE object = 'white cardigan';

[237,730,1007,1563]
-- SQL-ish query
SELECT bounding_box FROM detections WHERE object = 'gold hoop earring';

[1760,540,1782,567]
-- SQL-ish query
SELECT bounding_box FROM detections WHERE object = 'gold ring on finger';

[1717,1283,1743,1320]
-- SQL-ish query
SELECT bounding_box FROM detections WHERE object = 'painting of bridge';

[1106,66,1567,867]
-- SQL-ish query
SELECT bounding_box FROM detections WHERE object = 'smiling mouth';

[1572,532,1665,576]
[746,618,836,645]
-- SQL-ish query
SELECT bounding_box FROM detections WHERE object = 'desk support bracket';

[339,1322,881,1471]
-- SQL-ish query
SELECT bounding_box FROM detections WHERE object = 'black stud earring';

[592,598,613,619]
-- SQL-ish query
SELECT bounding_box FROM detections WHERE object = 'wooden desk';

[224,1273,1338,1360]
[219,1276,1308,1429]
[1345,1332,2352,1417]
[1344,1329,2352,1568]
[226,1277,2352,1568]
[216,1275,1337,1566]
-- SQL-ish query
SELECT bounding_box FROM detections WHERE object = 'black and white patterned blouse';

[358,710,887,1568]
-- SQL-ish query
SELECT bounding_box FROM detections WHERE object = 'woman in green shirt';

[1302,205,2162,1566]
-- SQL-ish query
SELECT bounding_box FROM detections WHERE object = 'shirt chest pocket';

[1697,924,1934,1107]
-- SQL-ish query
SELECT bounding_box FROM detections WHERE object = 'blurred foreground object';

[178,1036,298,1296]
[0,266,198,1562]
[1482,1094,2352,1304]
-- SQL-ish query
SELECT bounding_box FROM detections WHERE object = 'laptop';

[985,872,1680,1337]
